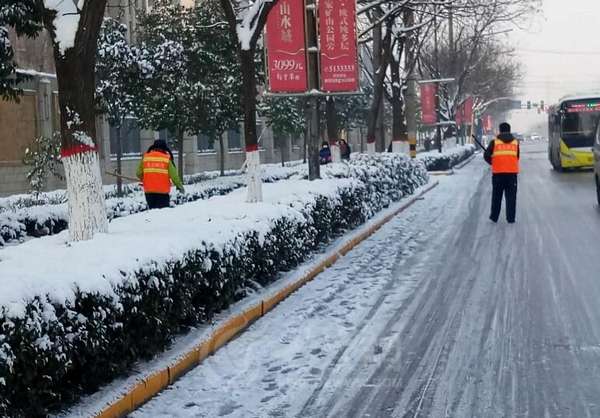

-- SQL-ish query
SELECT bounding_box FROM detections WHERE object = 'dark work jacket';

[484,133,520,167]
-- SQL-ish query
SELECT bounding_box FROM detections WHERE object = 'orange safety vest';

[142,150,172,194]
[492,139,519,174]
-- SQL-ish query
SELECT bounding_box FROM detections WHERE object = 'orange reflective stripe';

[144,156,171,163]
[144,168,169,174]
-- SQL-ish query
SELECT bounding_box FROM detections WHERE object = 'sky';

[511,0,600,104]
[507,0,600,133]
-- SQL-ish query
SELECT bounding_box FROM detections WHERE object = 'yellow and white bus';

[548,95,598,171]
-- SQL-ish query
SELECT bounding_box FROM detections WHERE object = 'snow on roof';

[0,179,357,318]
[43,0,82,55]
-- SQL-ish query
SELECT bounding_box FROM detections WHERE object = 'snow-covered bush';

[0,166,301,246]
[418,144,476,171]
[0,154,428,417]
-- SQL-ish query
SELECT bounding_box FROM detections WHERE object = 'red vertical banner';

[463,96,474,124]
[484,115,493,133]
[420,83,438,125]
[265,0,308,93]
[318,0,359,93]
[455,105,464,127]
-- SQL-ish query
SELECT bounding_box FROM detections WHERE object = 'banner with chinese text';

[318,0,359,93]
[420,83,438,125]
[265,0,308,93]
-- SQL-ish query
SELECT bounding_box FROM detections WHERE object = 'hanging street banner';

[456,106,464,126]
[318,0,359,93]
[420,83,438,125]
[265,0,308,93]
[463,96,474,125]
[456,96,474,126]
[484,114,494,133]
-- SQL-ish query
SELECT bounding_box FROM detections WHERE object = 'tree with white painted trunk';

[1,0,110,241]
[219,0,280,202]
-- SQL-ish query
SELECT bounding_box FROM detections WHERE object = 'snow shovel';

[105,170,140,183]
[471,135,486,152]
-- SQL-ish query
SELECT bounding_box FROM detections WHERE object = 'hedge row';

[418,144,476,171]
[0,154,428,417]
[0,167,300,247]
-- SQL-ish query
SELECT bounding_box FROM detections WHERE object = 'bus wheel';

[554,150,564,172]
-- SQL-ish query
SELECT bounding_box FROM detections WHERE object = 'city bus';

[548,95,599,171]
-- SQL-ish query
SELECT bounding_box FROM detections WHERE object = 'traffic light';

[527,100,531,110]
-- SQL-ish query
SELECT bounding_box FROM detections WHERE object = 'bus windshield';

[561,101,600,148]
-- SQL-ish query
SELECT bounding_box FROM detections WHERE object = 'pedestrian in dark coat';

[340,139,351,160]
[319,142,332,165]
[484,122,520,223]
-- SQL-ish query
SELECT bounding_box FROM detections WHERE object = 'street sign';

[265,0,309,93]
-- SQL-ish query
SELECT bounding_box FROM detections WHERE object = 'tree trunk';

[326,97,341,162]
[308,97,320,180]
[240,48,262,202]
[176,127,184,180]
[390,47,407,153]
[50,0,109,242]
[219,137,225,176]
[366,22,392,155]
[116,125,123,196]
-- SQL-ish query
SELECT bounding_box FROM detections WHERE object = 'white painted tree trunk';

[63,150,109,241]
[245,149,263,203]
[367,142,376,155]
[330,143,341,163]
[392,141,410,154]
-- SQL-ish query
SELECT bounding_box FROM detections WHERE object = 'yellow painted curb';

[94,181,439,418]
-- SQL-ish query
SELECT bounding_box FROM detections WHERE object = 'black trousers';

[490,174,518,223]
[145,193,170,210]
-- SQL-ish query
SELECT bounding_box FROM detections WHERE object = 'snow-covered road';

[132,142,600,418]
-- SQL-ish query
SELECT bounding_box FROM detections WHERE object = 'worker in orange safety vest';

[484,122,520,223]
[137,140,184,209]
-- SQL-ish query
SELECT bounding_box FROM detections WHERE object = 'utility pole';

[404,7,417,158]
[306,0,320,179]
[372,21,384,153]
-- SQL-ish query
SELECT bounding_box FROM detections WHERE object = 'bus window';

[561,111,599,148]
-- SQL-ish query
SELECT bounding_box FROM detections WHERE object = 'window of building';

[197,133,214,152]
[228,128,242,150]
[110,118,141,155]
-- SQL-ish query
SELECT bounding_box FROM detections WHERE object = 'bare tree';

[219,0,280,202]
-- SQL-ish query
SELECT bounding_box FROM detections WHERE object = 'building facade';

[0,1,369,196]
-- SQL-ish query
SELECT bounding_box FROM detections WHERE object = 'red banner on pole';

[420,83,438,125]
[456,106,464,126]
[484,114,493,133]
[265,0,308,93]
[463,96,474,125]
[318,0,359,93]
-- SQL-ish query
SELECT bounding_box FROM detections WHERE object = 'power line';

[517,48,600,56]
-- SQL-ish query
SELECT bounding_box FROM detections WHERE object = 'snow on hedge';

[418,144,476,171]
[0,163,303,246]
[0,153,428,417]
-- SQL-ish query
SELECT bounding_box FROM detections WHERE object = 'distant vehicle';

[594,122,600,205]
[530,133,542,142]
[548,96,597,171]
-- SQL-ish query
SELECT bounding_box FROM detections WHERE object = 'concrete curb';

[454,153,477,170]
[95,180,440,418]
